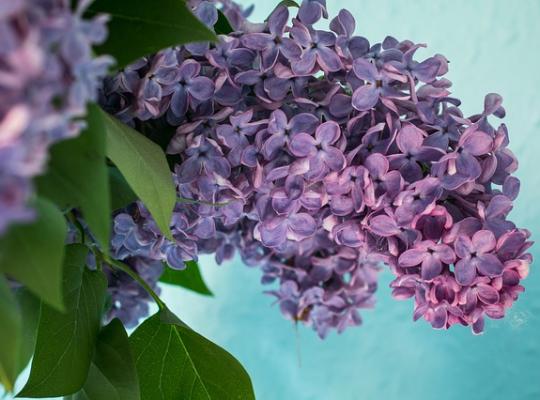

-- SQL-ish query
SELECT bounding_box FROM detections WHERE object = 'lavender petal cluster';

[101,0,532,337]
[0,0,113,234]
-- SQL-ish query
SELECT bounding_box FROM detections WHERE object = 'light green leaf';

[160,260,213,296]
[68,319,140,400]
[13,288,41,378]
[0,197,67,311]
[130,311,255,400]
[0,275,21,392]
[100,108,175,240]
[36,103,111,252]
[18,244,108,398]
[215,10,234,35]
[87,0,217,68]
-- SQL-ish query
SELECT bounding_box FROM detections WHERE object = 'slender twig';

[177,196,230,207]
[103,254,166,310]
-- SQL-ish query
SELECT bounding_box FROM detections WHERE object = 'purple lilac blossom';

[0,0,113,234]
[101,0,532,337]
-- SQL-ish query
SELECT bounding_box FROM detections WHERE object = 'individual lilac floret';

[454,230,504,285]
[399,241,455,281]
[0,0,112,234]
[291,21,343,75]
[102,0,532,337]
[242,6,301,70]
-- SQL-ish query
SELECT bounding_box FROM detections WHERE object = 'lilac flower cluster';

[101,0,532,336]
[0,0,112,234]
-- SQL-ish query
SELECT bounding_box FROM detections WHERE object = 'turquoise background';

[5,1,540,399]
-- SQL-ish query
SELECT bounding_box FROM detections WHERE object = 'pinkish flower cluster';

[101,0,532,336]
[0,0,113,234]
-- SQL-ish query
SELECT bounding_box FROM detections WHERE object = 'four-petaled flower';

[351,58,408,111]
[289,121,346,180]
[454,230,504,285]
[398,240,456,280]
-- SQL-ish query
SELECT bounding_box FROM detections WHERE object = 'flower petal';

[322,147,346,171]
[455,259,476,286]
[476,254,504,277]
[188,76,214,101]
[398,249,425,267]
[351,84,379,111]
[472,230,496,254]
[369,215,400,237]
[316,46,343,72]
[289,132,316,157]
[421,256,443,280]
[352,58,379,81]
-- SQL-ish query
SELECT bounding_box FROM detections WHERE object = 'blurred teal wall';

[7,1,540,400]
[162,1,540,400]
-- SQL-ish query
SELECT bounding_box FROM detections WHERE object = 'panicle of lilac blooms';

[101,0,532,337]
[0,0,113,234]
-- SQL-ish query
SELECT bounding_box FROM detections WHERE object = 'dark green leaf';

[276,0,300,7]
[265,0,300,21]
[0,275,21,392]
[68,319,140,400]
[13,288,41,378]
[87,0,217,68]
[36,103,111,252]
[160,260,213,296]
[101,108,175,240]
[264,0,300,22]
[108,166,137,210]
[0,198,67,310]
[18,245,107,398]
[214,10,234,35]
[130,311,255,400]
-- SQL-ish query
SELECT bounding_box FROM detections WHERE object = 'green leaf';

[214,10,234,35]
[18,244,108,398]
[276,0,300,7]
[0,275,21,392]
[108,166,137,210]
[100,108,175,240]
[67,319,140,400]
[87,0,217,68]
[36,103,111,252]
[265,0,300,21]
[13,288,41,378]
[160,260,213,296]
[0,197,67,311]
[130,311,255,400]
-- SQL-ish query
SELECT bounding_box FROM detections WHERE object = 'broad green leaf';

[160,260,213,296]
[100,108,175,240]
[36,103,111,252]
[0,198,67,310]
[13,288,41,378]
[18,245,107,398]
[108,166,137,210]
[67,319,140,400]
[130,311,255,400]
[87,0,217,68]
[215,10,234,35]
[0,275,21,392]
